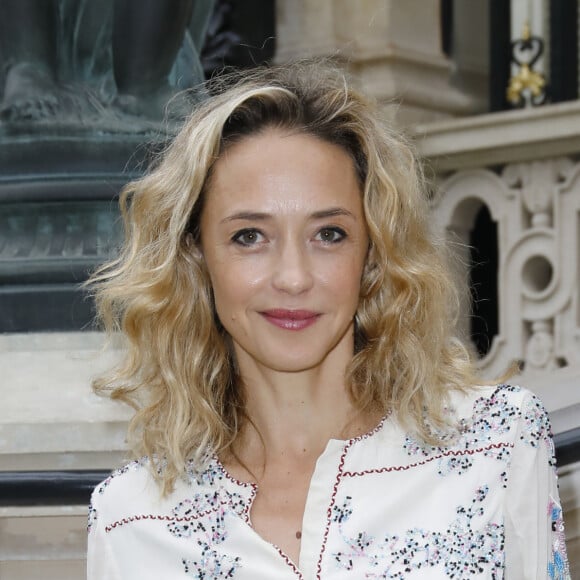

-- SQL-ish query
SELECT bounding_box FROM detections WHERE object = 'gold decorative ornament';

[506,21,547,107]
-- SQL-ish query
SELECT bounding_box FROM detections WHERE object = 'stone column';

[275,0,485,124]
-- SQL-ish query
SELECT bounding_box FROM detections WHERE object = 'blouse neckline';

[211,411,392,489]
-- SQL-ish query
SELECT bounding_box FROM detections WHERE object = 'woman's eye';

[316,227,346,244]
[232,229,264,246]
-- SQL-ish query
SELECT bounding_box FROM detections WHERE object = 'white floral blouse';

[87,384,570,579]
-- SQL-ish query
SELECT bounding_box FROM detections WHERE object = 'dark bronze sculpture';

[0,0,215,333]
[0,0,214,129]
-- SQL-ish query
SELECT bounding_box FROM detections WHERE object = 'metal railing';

[0,470,109,507]
[554,427,580,469]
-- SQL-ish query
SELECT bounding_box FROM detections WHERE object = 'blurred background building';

[1,0,580,577]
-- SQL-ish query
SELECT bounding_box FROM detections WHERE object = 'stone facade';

[276,0,487,125]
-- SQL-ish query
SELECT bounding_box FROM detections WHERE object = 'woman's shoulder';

[89,455,237,512]
[90,457,158,512]
[454,382,547,415]
[450,383,553,446]
[87,455,257,536]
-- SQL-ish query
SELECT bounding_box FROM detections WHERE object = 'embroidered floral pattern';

[96,457,148,495]
[403,385,552,483]
[186,456,225,487]
[182,552,240,579]
[88,458,149,533]
[521,394,557,468]
[168,489,248,538]
[168,473,247,578]
[548,497,570,579]
[332,487,504,578]
[87,501,98,533]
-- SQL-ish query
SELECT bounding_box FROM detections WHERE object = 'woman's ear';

[184,232,204,262]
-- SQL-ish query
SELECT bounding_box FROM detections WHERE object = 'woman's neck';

[228,360,379,475]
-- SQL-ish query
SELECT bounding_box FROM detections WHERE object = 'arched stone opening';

[449,197,499,358]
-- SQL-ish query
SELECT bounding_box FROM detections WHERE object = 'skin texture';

[200,128,372,564]
[201,129,368,376]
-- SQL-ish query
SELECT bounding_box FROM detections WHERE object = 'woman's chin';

[251,349,329,374]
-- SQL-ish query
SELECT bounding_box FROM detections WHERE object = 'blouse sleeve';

[87,490,123,580]
[504,390,570,579]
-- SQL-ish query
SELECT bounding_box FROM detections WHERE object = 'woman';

[87,61,570,579]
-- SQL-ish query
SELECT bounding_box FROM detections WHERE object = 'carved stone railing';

[415,100,580,394]
[432,158,580,380]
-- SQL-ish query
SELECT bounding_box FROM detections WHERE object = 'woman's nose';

[271,241,314,294]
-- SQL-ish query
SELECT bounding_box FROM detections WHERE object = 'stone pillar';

[275,0,485,124]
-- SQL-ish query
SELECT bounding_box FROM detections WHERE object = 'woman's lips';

[260,309,321,330]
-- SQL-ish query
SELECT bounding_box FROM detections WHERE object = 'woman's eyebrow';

[221,211,270,223]
[310,207,355,220]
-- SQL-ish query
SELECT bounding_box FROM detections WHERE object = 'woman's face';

[200,128,368,375]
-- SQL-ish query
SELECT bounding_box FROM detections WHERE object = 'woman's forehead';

[203,129,364,220]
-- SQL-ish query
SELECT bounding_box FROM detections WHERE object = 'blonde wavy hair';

[90,60,478,492]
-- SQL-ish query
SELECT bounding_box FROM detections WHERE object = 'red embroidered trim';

[342,442,515,477]
[105,501,231,533]
[213,455,259,490]
[315,441,351,578]
[314,420,385,579]
[271,544,304,579]
[243,485,257,525]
